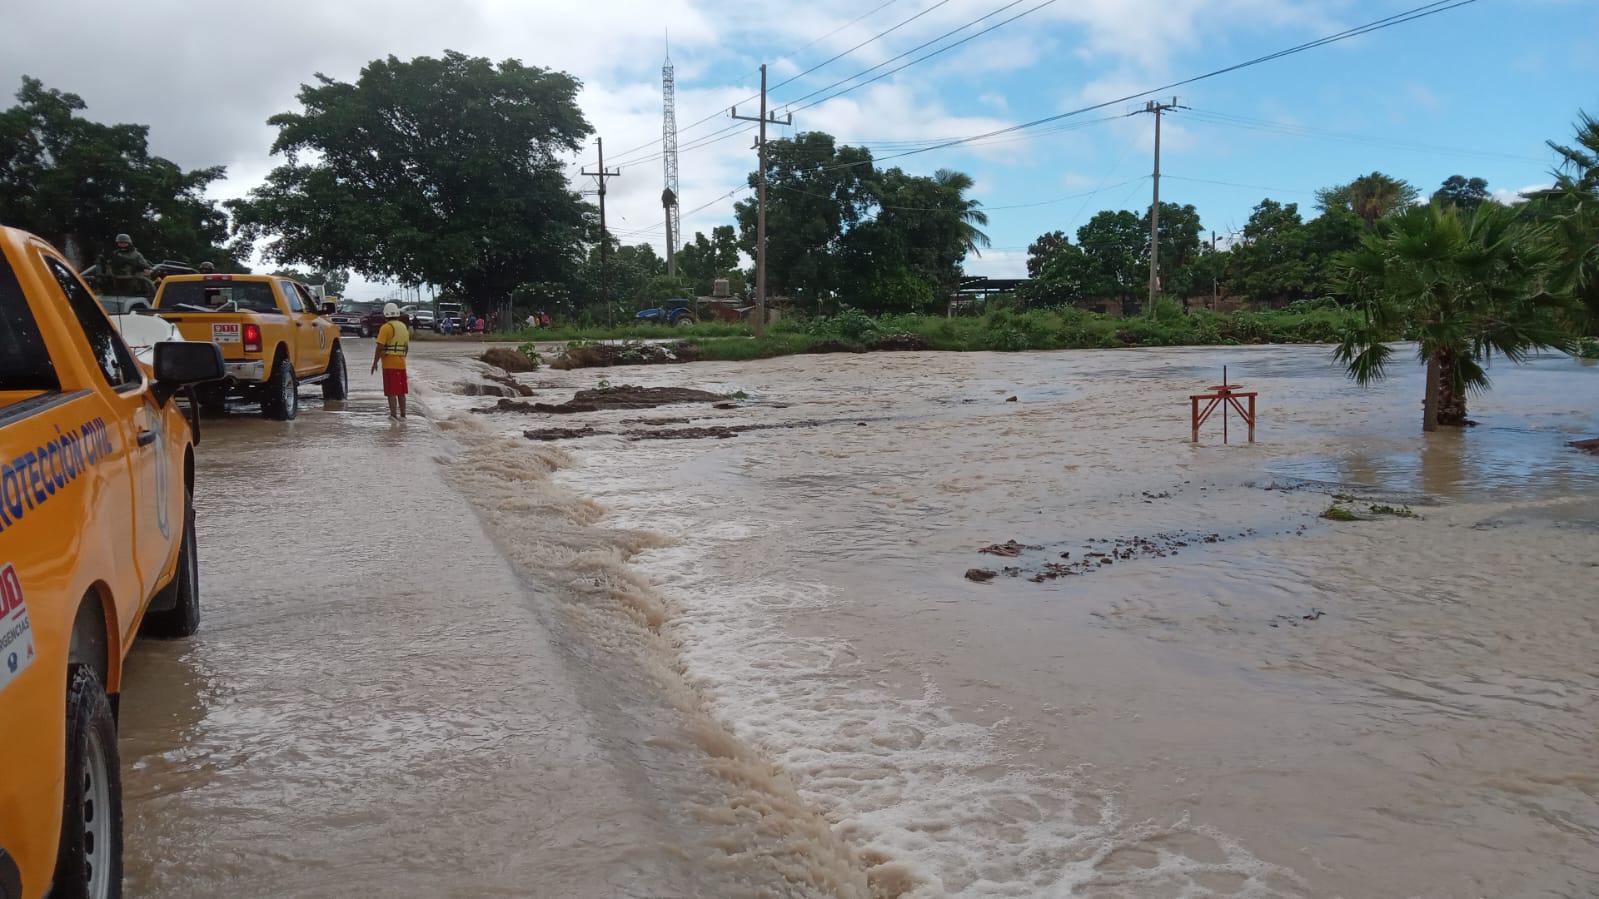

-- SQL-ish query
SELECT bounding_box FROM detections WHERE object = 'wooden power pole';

[582,137,622,325]
[731,64,791,338]
[1133,97,1184,317]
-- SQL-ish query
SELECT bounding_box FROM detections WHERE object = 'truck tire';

[143,492,198,638]
[196,386,228,417]
[322,344,349,400]
[674,315,696,327]
[359,323,372,338]
[261,350,298,421]
[52,666,123,899]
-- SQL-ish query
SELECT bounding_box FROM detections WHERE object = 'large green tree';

[676,224,741,294]
[230,52,593,311]
[1075,210,1148,310]
[1146,201,1203,296]
[0,77,237,269]
[1335,203,1567,431]
[1317,171,1420,228]
[1432,175,1491,210]
[735,132,876,305]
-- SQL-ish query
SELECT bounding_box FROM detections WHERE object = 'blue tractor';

[635,297,697,327]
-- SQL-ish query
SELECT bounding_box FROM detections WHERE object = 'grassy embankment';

[540,303,1367,363]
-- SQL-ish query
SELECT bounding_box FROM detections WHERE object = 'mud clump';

[485,372,535,396]
[474,385,727,415]
[479,347,539,372]
[572,385,726,409]
[631,426,738,441]
[525,426,598,441]
[965,568,997,583]
[979,540,1040,558]
[1571,437,1599,455]
[551,342,698,370]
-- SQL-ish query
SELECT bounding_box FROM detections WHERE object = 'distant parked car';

[331,301,382,336]
[409,307,437,331]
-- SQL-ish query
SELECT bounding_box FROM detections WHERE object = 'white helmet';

[383,302,402,319]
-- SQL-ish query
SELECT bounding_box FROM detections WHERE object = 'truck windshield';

[159,281,280,313]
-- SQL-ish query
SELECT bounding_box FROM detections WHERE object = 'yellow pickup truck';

[153,274,348,420]
[0,226,224,899]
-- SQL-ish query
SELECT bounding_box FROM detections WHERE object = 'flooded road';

[421,341,1599,898]
[116,338,1599,898]
[115,347,740,897]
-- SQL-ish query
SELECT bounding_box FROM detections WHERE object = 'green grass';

[1320,504,1360,522]
[505,320,753,342]
[1367,504,1418,518]
[539,304,1370,367]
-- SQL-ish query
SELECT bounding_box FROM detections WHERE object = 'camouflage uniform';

[103,244,154,297]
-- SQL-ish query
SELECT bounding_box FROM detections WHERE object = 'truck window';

[43,256,140,391]
[279,281,305,313]
[158,280,280,313]
[0,249,61,399]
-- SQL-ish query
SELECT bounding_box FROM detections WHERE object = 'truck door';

[277,281,316,377]
[37,251,174,636]
[289,283,330,375]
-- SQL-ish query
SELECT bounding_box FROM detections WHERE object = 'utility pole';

[731,64,791,338]
[582,137,621,326]
[1211,230,1219,307]
[1133,97,1184,317]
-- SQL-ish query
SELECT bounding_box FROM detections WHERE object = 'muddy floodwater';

[122,340,1598,898]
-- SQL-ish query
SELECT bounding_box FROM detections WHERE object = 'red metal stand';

[1190,365,1256,443]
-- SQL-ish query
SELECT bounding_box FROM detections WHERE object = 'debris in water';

[479,347,538,372]
[631,426,738,441]
[979,540,1040,557]
[1571,437,1599,454]
[1005,395,1018,403]
[524,426,599,441]
[475,385,727,415]
[965,568,997,583]
[1303,608,1324,621]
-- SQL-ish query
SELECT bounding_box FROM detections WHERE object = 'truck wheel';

[143,493,198,638]
[359,324,372,338]
[52,666,123,899]
[261,352,298,421]
[674,315,696,327]
[196,386,228,417]
[322,344,349,400]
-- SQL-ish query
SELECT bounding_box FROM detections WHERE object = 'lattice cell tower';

[661,45,681,276]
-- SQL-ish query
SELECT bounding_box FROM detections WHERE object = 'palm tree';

[1316,172,1420,229]
[1335,202,1569,432]
[933,168,990,257]
[1538,111,1599,329]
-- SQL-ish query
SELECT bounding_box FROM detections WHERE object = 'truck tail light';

[243,323,262,352]
[203,274,232,281]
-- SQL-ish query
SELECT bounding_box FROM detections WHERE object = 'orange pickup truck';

[153,274,349,420]
[0,226,224,899]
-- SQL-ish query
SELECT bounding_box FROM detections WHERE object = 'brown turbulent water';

[120,340,1599,898]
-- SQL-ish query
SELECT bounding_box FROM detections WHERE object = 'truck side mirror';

[152,341,225,405]
[321,301,336,315]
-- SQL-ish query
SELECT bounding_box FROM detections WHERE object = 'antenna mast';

[661,39,681,276]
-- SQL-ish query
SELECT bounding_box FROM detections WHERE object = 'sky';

[3,0,1596,298]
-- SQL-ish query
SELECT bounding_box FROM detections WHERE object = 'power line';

[769,0,955,95]
[1161,174,1316,195]
[778,0,1058,115]
[786,0,905,57]
[599,0,951,168]
[1182,107,1546,164]
[806,0,1483,174]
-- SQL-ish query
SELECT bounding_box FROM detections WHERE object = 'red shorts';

[382,367,409,396]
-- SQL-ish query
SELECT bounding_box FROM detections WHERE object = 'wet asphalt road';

[114,346,662,897]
